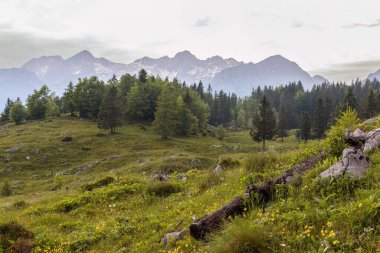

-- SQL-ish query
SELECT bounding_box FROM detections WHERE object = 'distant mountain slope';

[211,55,327,95]
[22,50,127,94]
[20,50,242,94]
[368,69,380,81]
[125,50,243,85]
[0,68,42,108]
[0,50,333,107]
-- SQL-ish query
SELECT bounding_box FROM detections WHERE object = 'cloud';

[193,17,211,27]
[250,12,303,29]
[0,29,141,68]
[310,59,380,83]
[292,20,303,28]
[344,19,380,28]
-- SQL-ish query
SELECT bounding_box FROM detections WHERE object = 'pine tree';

[138,69,148,83]
[196,81,204,100]
[300,112,311,142]
[0,98,14,123]
[313,98,326,139]
[341,87,358,111]
[364,89,376,118]
[98,85,123,133]
[278,96,290,142]
[62,82,76,116]
[153,86,178,139]
[176,96,196,136]
[250,95,276,149]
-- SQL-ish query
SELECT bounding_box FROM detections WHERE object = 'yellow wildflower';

[328,230,336,238]
[333,240,339,245]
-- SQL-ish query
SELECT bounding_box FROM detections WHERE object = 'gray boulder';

[364,128,380,153]
[320,147,371,179]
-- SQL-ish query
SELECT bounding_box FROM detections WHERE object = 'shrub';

[219,156,240,169]
[146,182,180,197]
[81,176,115,191]
[323,107,360,157]
[209,221,280,253]
[244,152,283,173]
[53,195,92,213]
[310,174,376,201]
[215,125,227,140]
[1,181,11,197]
[198,172,224,192]
[0,221,33,252]
[13,200,27,209]
[52,174,65,190]
[9,102,27,125]
[8,238,33,253]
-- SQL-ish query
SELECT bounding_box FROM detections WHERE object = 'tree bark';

[189,152,323,240]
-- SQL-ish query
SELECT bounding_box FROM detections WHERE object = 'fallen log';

[189,153,324,240]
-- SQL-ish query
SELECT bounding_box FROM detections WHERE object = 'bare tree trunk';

[189,153,324,240]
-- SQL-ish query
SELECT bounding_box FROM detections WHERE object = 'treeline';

[0,70,209,138]
[1,69,380,140]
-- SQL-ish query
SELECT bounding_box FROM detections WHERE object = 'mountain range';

[1,50,380,108]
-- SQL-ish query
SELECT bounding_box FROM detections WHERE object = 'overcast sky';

[1,0,380,82]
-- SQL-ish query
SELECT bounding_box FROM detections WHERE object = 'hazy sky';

[1,0,380,82]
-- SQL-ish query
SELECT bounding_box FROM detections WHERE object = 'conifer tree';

[196,81,204,100]
[300,112,311,142]
[176,96,196,135]
[0,98,14,123]
[98,85,123,133]
[138,69,148,84]
[153,86,178,139]
[341,87,358,111]
[278,96,290,142]
[62,82,76,116]
[313,97,326,139]
[364,89,376,118]
[250,95,276,149]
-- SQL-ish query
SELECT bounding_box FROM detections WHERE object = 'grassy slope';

[0,116,378,252]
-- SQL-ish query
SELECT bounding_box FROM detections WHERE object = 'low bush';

[198,172,225,192]
[146,182,180,197]
[1,180,12,197]
[209,221,280,253]
[13,200,27,209]
[81,176,115,191]
[219,156,240,169]
[0,221,34,252]
[244,152,284,173]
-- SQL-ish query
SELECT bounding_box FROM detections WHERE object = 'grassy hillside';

[0,116,378,252]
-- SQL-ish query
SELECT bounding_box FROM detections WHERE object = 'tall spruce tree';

[364,89,376,119]
[62,82,76,116]
[153,86,178,139]
[300,112,312,142]
[313,98,326,139]
[98,85,123,133]
[278,95,290,142]
[341,86,358,111]
[0,98,14,124]
[138,69,148,84]
[250,95,276,149]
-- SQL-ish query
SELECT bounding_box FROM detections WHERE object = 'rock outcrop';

[320,147,371,179]
[320,127,380,179]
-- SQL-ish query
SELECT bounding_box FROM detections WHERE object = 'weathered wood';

[189,196,245,240]
[189,153,323,240]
